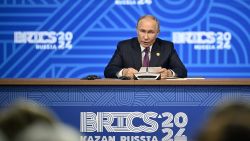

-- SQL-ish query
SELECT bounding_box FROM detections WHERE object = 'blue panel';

[0,85,249,140]
[0,0,249,78]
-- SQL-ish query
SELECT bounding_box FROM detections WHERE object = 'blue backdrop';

[0,0,249,78]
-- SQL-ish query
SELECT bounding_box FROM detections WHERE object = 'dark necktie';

[143,47,150,67]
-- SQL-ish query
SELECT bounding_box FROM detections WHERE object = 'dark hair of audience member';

[0,101,56,141]
[196,102,250,141]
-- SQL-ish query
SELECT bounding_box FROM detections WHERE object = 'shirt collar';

[140,45,152,53]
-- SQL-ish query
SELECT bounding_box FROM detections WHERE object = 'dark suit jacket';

[104,37,187,78]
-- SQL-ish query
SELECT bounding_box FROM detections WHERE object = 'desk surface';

[0,78,250,85]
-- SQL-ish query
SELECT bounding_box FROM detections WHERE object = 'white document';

[139,67,161,73]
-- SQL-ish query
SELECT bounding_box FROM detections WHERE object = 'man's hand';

[159,68,174,79]
[122,68,138,78]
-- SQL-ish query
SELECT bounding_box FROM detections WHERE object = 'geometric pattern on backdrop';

[0,86,249,106]
[0,0,249,78]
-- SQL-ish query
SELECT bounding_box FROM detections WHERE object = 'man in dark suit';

[104,15,187,79]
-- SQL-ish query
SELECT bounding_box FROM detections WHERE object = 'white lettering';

[172,31,231,50]
[120,136,158,141]
[80,112,158,133]
[81,136,115,141]
[14,31,73,50]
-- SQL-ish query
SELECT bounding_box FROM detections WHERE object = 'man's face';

[137,18,159,48]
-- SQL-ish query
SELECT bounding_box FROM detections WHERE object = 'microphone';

[146,66,149,73]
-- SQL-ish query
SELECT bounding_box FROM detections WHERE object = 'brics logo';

[14,31,73,50]
[80,112,188,141]
[115,0,152,5]
[172,31,232,50]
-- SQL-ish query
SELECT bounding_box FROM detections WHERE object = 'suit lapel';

[131,38,142,70]
[150,39,161,67]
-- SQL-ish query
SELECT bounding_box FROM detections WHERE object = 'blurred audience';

[0,100,81,141]
[0,130,7,141]
[196,102,250,141]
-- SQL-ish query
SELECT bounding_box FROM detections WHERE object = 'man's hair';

[136,15,160,31]
[0,101,56,140]
[196,102,250,141]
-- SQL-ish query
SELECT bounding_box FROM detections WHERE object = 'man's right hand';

[122,68,138,78]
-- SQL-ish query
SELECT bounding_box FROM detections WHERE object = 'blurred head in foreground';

[197,102,250,141]
[0,100,80,141]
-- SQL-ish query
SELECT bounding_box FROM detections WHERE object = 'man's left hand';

[159,68,173,79]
